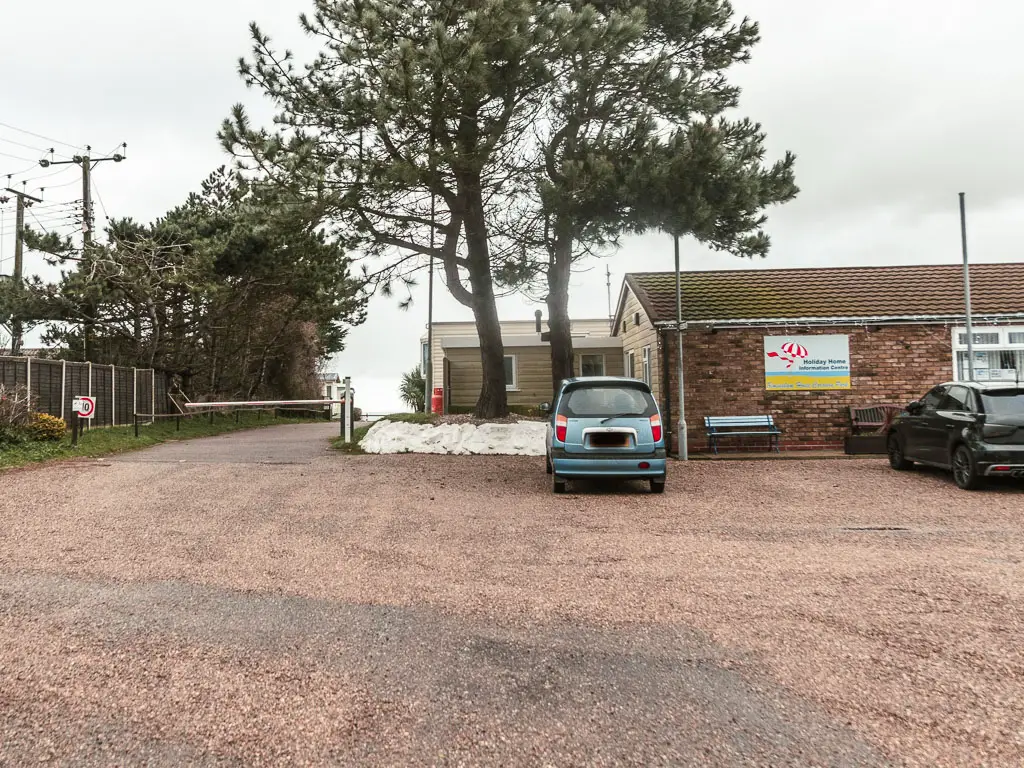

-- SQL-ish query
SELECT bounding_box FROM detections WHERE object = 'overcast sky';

[3,0,1023,413]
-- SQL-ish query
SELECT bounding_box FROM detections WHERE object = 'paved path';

[113,421,342,465]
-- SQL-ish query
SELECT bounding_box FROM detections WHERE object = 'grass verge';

[0,411,322,471]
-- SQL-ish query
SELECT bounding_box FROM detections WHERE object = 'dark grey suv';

[886,382,1024,490]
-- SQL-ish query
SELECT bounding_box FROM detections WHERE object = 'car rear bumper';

[977,444,1024,477]
[550,448,667,478]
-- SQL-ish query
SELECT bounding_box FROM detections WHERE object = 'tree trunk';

[547,225,575,400]
[463,186,508,419]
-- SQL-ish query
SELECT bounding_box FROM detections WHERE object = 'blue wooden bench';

[704,415,782,454]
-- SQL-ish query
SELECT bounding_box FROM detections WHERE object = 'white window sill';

[506,387,520,392]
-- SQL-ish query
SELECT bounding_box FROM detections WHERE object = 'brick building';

[612,264,1024,452]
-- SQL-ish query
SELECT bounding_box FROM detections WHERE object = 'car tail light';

[992,465,1011,472]
[650,414,662,442]
[555,414,568,443]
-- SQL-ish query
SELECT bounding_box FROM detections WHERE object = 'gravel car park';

[1,423,1022,765]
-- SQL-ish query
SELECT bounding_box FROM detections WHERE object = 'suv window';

[980,389,1024,418]
[942,386,972,412]
[920,386,947,410]
[559,383,657,418]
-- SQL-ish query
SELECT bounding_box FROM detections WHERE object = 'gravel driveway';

[1,424,1022,766]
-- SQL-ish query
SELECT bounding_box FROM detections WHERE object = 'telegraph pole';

[2,184,42,355]
[39,144,126,359]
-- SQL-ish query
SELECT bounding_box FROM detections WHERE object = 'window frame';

[641,345,652,385]
[951,326,1024,382]
[504,354,518,391]
[577,353,606,377]
[624,350,636,379]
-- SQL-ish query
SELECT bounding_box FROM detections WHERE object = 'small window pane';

[641,346,652,385]
[959,332,1000,345]
[503,356,515,389]
[580,354,605,377]
[1010,332,1024,344]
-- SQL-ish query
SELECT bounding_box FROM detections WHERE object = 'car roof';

[939,381,1023,390]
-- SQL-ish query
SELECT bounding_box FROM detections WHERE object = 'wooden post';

[71,411,79,447]
[60,360,67,421]
[134,413,139,438]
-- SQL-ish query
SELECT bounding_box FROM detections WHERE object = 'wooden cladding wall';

[444,345,625,408]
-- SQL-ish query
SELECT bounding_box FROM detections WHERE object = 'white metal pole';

[87,362,92,432]
[959,193,975,381]
[61,360,67,420]
[344,376,352,444]
[133,368,138,419]
[674,234,688,461]
[151,370,155,418]
[25,356,31,402]
[111,364,116,426]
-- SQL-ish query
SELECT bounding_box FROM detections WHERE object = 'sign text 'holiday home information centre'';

[763,335,851,390]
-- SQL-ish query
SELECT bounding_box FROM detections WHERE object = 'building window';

[641,346,652,385]
[624,350,636,378]
[504,355,518,390]
[952,326,1024,382]
[579,354,605,377]
[421,341,429,373]
[634,312,641,327]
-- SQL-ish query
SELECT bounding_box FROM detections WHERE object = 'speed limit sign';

[72,396,96,419]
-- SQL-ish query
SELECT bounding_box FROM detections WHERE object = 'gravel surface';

[1,422,1022,765]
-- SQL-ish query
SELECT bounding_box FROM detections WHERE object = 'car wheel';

[887,433,913,470]
[545,454,552,475]
[952,445,982,490]
[650,475,666,494]
[553,474,567,494]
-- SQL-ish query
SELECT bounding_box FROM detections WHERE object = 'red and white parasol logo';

[767,341,810,369]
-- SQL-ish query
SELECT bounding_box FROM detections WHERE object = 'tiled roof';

[625,263,1024,324]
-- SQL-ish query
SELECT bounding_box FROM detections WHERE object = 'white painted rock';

[361,420,546,456]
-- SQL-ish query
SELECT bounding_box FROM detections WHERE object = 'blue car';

[541,376,668,494]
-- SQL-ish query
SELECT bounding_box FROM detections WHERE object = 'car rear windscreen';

[560,384,657,418]
[981,389,1024,418]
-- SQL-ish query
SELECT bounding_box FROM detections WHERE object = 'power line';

[92,177,110,222]
[0,121,80,152]
[0,150,35,163]
[0,161,39,177]
[0,136,51,155]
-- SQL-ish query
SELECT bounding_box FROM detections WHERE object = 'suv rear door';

[555,381,658,455]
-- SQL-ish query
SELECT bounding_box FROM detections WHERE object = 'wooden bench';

[704,415,782,454]
[849,404,902,434]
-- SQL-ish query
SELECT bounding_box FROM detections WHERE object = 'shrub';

[25,413,67,441]
[0,425,28,446]
[0,384,33,430]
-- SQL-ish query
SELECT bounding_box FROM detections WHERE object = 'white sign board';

[764,335,851,391]
[72,396,96,418]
